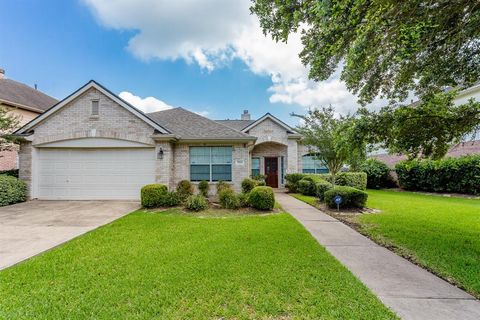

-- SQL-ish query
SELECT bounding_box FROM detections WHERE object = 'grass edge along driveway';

[0,208,397,319]
[292,190,480,299]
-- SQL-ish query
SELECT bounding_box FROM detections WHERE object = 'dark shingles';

[147,108,255,140]
[0,78,58,111]
[215,120,255,131]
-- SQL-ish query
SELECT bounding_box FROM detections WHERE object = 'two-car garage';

[34,145,156,200]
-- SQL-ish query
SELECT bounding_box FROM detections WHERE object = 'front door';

[264,157,278,188]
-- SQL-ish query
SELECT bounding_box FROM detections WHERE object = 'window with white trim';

[190,146,232,181]
[251,157,260,177]
[302,154,329,174]
[91,100,99,116]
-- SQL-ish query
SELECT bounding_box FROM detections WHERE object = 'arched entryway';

[251,142,288,188]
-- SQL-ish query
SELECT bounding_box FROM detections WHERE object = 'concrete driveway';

[0,200,139,270]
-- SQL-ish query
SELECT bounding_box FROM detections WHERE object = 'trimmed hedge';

[324,186,368,209]
[141,184,168,208]
[241,178,257,194]
[198,180,209,197]
[361,159,396,189]
[395,155,480,195]
[185,194,209,211]
[0,169,19,178]
[216,181,232,194]
[315,180,333,201]
[0,175,27,207]
[285,173,306,192]
[248,186,275,210]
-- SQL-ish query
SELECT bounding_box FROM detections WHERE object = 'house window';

[302,154,329,174]
[91,100,99,116]
[190,146,232,182]
[251,157,260,177]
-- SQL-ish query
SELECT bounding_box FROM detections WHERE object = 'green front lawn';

[292,190,480,298]
[360,190,480,297]
[0,209,396,319]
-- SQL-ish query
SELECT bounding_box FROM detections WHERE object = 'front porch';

[251,142,287,188]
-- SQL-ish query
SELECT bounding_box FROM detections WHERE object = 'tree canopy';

[353,91,480,159]
[292,107,366,176]
[0,107,20,153]
[251,0,480,105]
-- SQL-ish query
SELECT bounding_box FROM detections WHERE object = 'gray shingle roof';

[0,78,58,111]
[215,119,255,131]
[147,108,255,140]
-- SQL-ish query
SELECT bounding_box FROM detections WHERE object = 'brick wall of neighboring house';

[0,105,40,171]
[171,142,250,193]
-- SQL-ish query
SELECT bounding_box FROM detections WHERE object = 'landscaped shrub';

[198,180,209,197]
[298,175,326,196]
[395,155,480,195]
[164,191,181,207]
[237,192,249,208]
[185,194,209,211]
[251,174,267,186]
[0,169,19,178]
[334,172,367,190]
[360,159,396,189]
[216,181,232,194]
[285,173,306,192]
[241,178,257,194]
[219,189,240,209]
[0,175,27,207]
[176,180,194,201]
[315,180,333,201]
[141,184,168,208]
[248,186,275,210]
[324,186,368,209]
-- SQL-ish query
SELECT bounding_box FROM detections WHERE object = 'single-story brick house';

[15,80,324,200]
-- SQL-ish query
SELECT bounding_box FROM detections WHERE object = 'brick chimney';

[0,69,4,79]
[241,109,251,120]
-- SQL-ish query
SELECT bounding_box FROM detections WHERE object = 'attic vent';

[91,100,99,116]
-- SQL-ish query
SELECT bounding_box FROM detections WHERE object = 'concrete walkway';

[0,200,139,270]
[276,192,480,320]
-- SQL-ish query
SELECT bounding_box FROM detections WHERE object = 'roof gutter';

[0,98,46,114]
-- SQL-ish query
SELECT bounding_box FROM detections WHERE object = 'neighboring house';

[373,83,480,168]
[15,80,319,200]
[0,69,58,170]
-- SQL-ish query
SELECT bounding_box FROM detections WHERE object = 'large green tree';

[353,91,480,159]
[251,0,480,104]
[293,107,366,180]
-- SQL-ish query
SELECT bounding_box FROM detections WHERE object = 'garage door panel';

[37,148,156,200]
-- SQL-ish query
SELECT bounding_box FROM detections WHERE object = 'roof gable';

[15,80,170,135]
[241,113,298,134]
[0,78,58,112]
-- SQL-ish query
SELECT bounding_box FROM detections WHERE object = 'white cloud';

[84,0,383,113]
[119,91,174,113]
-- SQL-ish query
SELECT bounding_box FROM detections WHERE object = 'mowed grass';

[0,209,396,319]
[359,190,480,297]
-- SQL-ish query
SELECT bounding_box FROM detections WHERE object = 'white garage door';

[37,148,156,200]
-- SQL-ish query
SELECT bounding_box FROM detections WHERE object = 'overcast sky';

[0,0,383,125]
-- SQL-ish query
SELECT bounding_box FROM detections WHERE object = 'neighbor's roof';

[148,108,256,141]
[0,78,58,112]
[215,119,255,131]
[373,140,480,168]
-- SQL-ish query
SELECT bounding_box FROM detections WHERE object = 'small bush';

[185,194,209,211]
[251,174,267,186]
[316,180,333,201]
[216,181,232,194]
[198,180,209,197]
[237,193,249,208]
[176,180,194,201]
[141,184,168,208]
[324,186,368,209]
[298,175,326,196]
[219,189,240,209]
[395,155,480,195]
[334,172,367,190]
[164,191,181,207]
[0,175,27,207]
[241,178,257,194]
[248,186,275,210]
[285,173,306,192]
[0,169,19,178]
[361,159,396,189]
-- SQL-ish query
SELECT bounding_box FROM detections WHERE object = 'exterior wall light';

[157,147,164,160]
